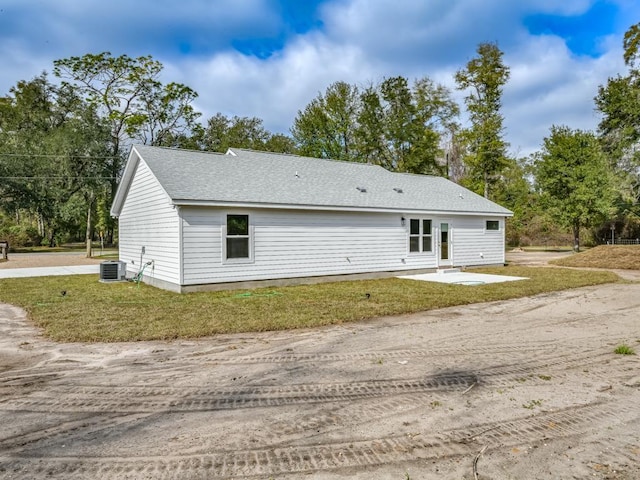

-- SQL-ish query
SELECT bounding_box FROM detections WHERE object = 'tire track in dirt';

[181,342,559,364]
[0,400,635,479]
[0,347,615,416]
[0,413,151,454]
[0,374,477,414]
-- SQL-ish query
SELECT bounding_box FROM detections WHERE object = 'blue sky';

[0,0,637,155]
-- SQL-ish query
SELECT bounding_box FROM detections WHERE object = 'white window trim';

[407,217,434,255]
[222,213,255,264]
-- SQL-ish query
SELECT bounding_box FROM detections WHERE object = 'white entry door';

[439,222,452,266]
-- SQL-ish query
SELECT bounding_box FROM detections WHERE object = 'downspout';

[177,205,184,287]
[450,222,454,267]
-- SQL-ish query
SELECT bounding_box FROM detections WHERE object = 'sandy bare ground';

[0,275,639,478]
[0,252,106,269]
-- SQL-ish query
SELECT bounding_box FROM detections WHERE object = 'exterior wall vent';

[100,260,127,282]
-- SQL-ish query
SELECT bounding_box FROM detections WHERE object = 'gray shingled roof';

[115,144,512,216]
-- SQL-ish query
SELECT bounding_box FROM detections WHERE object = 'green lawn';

[0,266,620,342]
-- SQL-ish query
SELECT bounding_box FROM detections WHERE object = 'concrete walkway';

[0,265,99,279]
[398,271,527,285]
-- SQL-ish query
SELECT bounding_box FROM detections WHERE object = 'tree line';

[2,24,640,253]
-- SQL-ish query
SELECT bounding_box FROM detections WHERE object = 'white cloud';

[502,33,625,155]
[163,0,632,156]
[168,32,375,133]
[1,0,637,157]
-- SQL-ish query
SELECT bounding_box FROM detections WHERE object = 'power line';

[0,175,118,180]
[0,153,120,159]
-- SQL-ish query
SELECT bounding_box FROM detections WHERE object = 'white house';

[110,145,512,292]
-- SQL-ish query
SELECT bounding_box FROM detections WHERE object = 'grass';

[0,266,620,343]
[9,244,117,255]
[551,245,640,270]
[614,344,636,355]
[522,399,543,410]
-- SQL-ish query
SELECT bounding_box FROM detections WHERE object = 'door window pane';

[440,223,449,260]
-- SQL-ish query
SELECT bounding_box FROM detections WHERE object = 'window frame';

[408,218,433,255]
[485,220,500,232]
[222,213,254,264]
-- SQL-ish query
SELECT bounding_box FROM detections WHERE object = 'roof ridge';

[228,148,390,171]
[134,144,227,157]
[227,147,301,158]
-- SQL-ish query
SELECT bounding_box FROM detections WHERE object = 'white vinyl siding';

[181,208,438,285]
[451,216,505,266]
[118,158,180,284]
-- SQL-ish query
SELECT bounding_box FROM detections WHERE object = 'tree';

[534,126,614,251]
[405,76,459,174]
[53,52,200,242]
[355,76,458,174]
[491,156,539,246]
[0,74,111,250]
[137,82,200,147]
[264,133,297,154]
[183,113,296,154]
[291,81,360,161]
[199,113,269,152]
[595,22,640,217]
[354,84,386,165]
[455,42,510,198]
[293,76,459,174]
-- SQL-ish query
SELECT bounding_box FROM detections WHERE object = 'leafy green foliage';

[292,77,458,174]
[491,156,541,246]
[534,126,615,250]
[595,23,640,220]
[186,113,295,153]
[53,52,201,243]
[623,23,640,68]
[292,81,360,161]
[455,42,510,198]
[0,74,112,246]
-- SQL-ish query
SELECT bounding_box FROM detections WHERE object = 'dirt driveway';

[1,276,639,479]
[0,252,106,269]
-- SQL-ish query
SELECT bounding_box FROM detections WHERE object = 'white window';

[486,220,500,231]
[224,214,253,262]
[409,219,433,253]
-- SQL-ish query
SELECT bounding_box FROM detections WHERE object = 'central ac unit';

[100,260,127,282]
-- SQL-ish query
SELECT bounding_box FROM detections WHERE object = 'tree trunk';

[573,222,580,252]
[37,213,45,237]
[85,193,94,258]
[484,172,489,199]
